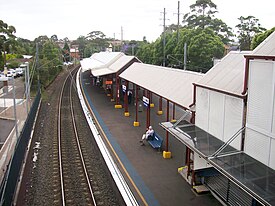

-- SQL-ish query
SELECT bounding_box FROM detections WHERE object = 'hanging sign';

[122,85,127,93]
[143,96,149,107]
[105,80,112,85]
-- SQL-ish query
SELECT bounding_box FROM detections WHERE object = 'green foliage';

[136,27,224,72]
[183,0,233,44]
[62,41,70,62]
[236,16,266,50]
[188,28,224,71]
[37,39,62,88]
[251,27,275,50]
[13,38,35,55]
[0,19,17,68]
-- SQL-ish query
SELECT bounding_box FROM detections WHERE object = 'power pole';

[177,1,180,43]
[113,33,116,52]
[184,42,187,70]
[121,26,123,52]
[36,43,40,90]
[161,8,167,67]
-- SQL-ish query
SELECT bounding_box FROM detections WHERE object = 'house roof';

[119,63,204,109]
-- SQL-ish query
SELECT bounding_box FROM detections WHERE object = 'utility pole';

[113,33,116,52]
[184,42,187,70]
[162,8,167,67]
[36,43,40,91]
[121,26,123,52]
[177,1,180,43]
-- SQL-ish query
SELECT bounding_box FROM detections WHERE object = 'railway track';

[53,68,123,206]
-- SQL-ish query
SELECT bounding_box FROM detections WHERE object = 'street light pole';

[12,76,19,140]
[3,39,10,86]
[23,62,30,114]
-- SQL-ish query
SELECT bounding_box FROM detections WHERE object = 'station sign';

[143,96,149,107]
[122,85,127,93]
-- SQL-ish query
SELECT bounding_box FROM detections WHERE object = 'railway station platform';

[80,70,221,206]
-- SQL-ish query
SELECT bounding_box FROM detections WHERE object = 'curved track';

[55,68,124,206]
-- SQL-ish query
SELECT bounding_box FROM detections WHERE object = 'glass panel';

[212,153,275,205]
[177,124,238,157]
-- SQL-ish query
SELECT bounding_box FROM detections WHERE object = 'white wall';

[196,87,243,150]
[245,60,275,169]
[193,153,212,170]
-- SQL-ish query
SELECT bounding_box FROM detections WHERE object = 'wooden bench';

[148,133,163,150]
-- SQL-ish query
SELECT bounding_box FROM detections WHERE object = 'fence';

[0,90,41,205]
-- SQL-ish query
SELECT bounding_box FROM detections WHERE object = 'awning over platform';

[119,63,204,109]
[160,120,275,206]
[80,52,124,72]
[92,55,139,77]
[160,121,238,158]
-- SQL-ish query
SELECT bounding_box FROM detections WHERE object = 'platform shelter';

[80,51,140,107]
[160,32,275,205]
[119,63,204,158]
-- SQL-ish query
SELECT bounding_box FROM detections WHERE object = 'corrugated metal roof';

[92,55,138,76]
[92,52,124,65]
[119,63,204,109]
[196,51,251,95]
[80,52,124,72]
[253,31,275,55]
[196,32,275,96]
[80,58,102,71]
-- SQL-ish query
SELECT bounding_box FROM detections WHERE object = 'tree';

[0,19,16,68]
[75,35,87,58]
[50,34,58,42]
[86,31,106,40]
[251,27,275,50]
[183,0,217,29]
[183,0,233,44]
[62,41,70,62]
[235,16,266,50]
[187,28,224,71]
[86,31,108,52]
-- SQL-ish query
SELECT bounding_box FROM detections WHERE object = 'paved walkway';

[81,71,221,206]
[0,77,30,186]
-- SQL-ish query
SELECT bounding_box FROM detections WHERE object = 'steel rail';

[69,71,97,206]
[57,71,71,206]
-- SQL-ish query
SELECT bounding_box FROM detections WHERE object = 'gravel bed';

[16,68,125,206]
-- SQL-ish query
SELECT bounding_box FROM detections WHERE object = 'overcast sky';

[0,0,274,42]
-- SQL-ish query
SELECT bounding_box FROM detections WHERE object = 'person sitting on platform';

[140,126,154,146]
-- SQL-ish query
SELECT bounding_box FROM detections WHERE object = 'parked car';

[0,72,8,81]
[15,68,24,77]
[9,69,18,78]
[6,70,13,78]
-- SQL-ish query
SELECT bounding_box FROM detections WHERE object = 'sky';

[0,0,274,42]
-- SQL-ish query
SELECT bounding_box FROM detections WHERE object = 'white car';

[15,68,24,76]
[8,69,17,78]
[6,71,13,78]
[0,72,8,81]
